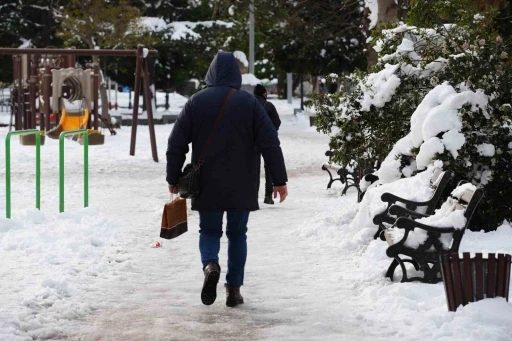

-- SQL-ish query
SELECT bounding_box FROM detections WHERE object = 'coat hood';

[204,52,242,89]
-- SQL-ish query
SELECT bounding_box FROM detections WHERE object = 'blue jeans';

[199,210,250,287]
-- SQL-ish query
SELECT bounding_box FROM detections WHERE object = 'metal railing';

[5,129,41,218]
[59,129,88,213]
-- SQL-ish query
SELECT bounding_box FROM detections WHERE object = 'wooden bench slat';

[452,253,465,307]
[463,252,473,303]
[487,253,497,298]
[497,253,505,297]
[505,255,511,301]
[475,253,484,300]
[441,254,456,311]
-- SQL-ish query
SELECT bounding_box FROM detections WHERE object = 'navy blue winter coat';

[166,52,288,211]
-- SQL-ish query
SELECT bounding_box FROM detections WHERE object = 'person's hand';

[168,184,179,194]
[273,185,288,203]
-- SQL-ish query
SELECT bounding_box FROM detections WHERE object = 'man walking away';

[253,84,281,205]
[166,52,288,308]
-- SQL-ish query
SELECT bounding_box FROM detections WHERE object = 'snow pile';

[297,189,512,340]
[477,143,496,157]
[241,73,261,86]
[359,64,401,111]
[0,208,125,340]
[387,183,476,249]
[378,84,488,182]
[356,222,512,340]
[350,162,443,245]
[233,51,248,67]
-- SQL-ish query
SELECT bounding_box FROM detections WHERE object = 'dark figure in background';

[253,84,281,205]
[328,81,338,94]
[166,52,288,308]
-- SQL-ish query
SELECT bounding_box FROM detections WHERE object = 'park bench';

[382,186,484,284]
[322,150,379,202]
[372,169,452,240]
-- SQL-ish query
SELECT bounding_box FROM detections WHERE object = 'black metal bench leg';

[397,257,410,283]
[402,259,420,271]
[385,259,399,280]
[374,225,387,240]
[373,228,382,240]
[422,261,442,284]
[323,167,335,189]
[342,181,358,197]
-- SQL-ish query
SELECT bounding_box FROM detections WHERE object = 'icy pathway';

[69,177,379,341]
[64,115,381,341]
[0,108,383,340]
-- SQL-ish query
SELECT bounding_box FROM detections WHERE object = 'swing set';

[0,45,159,161]
[2,45,160,219]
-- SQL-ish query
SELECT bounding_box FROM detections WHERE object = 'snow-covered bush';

[313,3,512,231]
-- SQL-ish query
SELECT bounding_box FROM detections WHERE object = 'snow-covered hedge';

[313,5,512,231]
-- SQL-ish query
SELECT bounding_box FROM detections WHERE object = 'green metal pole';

[35,133,40,211]
[59,129,89,213]
[6,135,11,219]
[5,129,41,219]
[59,133,65,213]
[84,133,89,208]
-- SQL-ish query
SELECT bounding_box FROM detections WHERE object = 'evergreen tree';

[0,0,60,82]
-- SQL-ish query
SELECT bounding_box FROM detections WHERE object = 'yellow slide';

[46,108,89,139]
[60,108,89,131]
[46,108,104,145]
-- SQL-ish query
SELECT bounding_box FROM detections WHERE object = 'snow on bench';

[382,183,484,283]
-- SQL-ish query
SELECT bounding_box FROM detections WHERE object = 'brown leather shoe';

[226,286,244,307]
[201,262,221,306]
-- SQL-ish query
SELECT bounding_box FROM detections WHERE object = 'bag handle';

[198,88,237,165]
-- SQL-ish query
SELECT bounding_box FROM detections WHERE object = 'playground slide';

[46,108,105,145]
[46,108,89,139]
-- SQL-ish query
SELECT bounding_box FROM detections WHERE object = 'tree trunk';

[366,0,399,69]
[377,0,398,23]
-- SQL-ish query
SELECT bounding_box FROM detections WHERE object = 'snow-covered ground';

[0,99,511,340]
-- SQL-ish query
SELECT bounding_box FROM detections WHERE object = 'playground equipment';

[4,128,89,217]
[46,68,104,145]
[5,129,41,219]
[0,45,160,162]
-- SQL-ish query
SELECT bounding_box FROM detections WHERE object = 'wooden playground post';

[142,52,159,163]
[18,55,25,130]
[129,45,143,158]
[12,55,20,130]
[43,64,51,132]
[93,63,99,130]
[29,56,37,129]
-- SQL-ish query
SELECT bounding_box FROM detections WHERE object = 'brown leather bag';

[160,196,188,239]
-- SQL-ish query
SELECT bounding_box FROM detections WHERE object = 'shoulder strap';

[263,101,269,110]
[198,88,237,165]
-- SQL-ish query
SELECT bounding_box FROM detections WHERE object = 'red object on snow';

[154,241,161,248]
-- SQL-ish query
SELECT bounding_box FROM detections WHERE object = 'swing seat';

[79,129,105,146]
[19,132,46,146]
